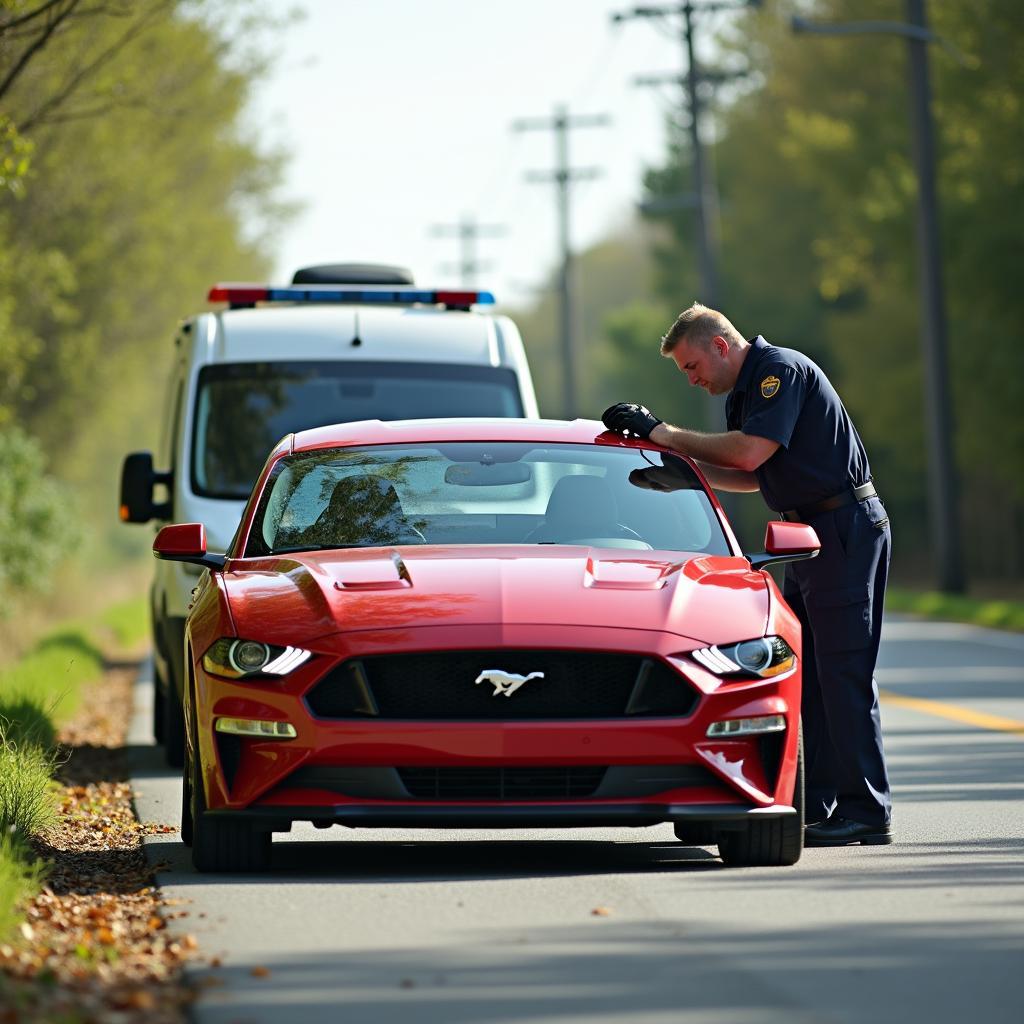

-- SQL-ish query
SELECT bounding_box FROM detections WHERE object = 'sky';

[255,0,729,310]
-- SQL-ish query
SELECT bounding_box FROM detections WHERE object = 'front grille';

[397,766,607,800]
[305,650,699,720]
[272,763,720,802]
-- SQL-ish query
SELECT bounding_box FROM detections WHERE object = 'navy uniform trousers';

[782,495,892,826]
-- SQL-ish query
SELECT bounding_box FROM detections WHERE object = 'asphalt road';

[129,616,1024,1023]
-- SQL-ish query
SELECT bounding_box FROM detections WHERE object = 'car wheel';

[152,660,166,745]
[163,685,186,768]
[717,727,804,868]
[188,708,271,873]
[180,743,194,848]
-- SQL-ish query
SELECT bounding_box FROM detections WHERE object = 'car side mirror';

[746,521,820,570]
[153,523,226,572]
[120,452,172,523]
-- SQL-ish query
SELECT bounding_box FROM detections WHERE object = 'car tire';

[180,748,194,849]
[188,706,270,873]
[152,660,166,745]
[717,727,804,868]
[163,685,186,768]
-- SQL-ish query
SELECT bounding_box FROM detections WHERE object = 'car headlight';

[202,638,312,679]
[691,636,795,678]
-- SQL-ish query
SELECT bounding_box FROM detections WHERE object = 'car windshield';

[191,362,524,499]
[244,443,731,556]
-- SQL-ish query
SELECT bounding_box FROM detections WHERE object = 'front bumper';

[190,624,801,826]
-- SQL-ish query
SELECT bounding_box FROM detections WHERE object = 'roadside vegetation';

[513,0,1023,589]
[0,596,147,945]
[887,589,1024,633]
[0,0,295,613]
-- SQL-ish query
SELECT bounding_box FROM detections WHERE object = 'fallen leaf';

[251,965,271,978]
[591,906,613,917]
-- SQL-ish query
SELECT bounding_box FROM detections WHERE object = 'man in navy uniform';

[602,302,892,845]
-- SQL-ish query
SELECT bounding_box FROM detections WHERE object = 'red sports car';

[154,419,820,872]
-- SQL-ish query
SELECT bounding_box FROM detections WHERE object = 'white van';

[120,264,539,764]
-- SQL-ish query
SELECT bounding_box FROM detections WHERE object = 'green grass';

[98,596,149,649]
[0,732,59,839]
[0,629,105,729]
[0,593,147,943]
[887,588,1024,632]
[0,834,47,945]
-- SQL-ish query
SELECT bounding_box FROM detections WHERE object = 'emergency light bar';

[207,284,495,309]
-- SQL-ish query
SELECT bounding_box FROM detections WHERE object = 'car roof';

[207,305,502,366]
[288,418,648,454]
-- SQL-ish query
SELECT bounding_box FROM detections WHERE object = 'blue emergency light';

[208,284,495,309]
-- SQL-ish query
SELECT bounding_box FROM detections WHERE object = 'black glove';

[601,402,662,440]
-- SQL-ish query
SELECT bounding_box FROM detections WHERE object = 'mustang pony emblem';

[475,669,544,697]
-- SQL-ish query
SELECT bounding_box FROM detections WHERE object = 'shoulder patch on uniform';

[760,375,781,398]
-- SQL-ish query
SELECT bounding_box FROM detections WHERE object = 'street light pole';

[792,1,965,593]
[903,0,964,593]
[682,2,721,314]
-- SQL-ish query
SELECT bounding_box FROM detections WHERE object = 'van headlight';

[691,637,795,678]
[202,638,312,679]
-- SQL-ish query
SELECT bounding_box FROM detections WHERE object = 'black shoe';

[804,816,893,847]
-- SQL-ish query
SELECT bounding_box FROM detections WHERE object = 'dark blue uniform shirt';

[725,336,872,513]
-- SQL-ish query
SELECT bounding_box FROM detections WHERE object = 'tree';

[637,0,1024,582]
[0,1,295,580]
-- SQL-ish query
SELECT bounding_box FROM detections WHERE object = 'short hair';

[660,302,742,356]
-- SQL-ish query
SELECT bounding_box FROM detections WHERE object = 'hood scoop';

[583,555,685,591]
[331,551,412,591]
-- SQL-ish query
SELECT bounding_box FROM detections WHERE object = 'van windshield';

[191,361,524,499]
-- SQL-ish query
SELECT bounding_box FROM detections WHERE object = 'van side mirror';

[120,452,172,523]
[153,523,226,572]
[746,521,820,570]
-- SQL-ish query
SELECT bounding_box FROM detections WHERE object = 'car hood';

[222,546,769,648]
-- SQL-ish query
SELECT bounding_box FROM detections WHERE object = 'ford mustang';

[153,418,820,872]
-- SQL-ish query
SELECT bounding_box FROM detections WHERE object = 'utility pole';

[513,104,610,418]
[430,215,505,289]
[613,1,759,431]
[792,0,965,592]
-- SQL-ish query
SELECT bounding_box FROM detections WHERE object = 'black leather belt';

[781,482,877,523]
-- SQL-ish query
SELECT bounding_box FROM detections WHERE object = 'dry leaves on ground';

[0,667,195,1023]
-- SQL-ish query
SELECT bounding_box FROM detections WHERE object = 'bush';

[0,426,77,608]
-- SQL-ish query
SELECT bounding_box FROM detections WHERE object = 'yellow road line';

[879,689,1024,736]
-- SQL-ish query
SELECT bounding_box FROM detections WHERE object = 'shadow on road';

[183,917,1023,1024]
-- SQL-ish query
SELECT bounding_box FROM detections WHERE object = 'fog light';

[214,717,297,739]
[706,714,785,737]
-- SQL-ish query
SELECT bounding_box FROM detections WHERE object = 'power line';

[429,216,505,289]
[513,104,610,418]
